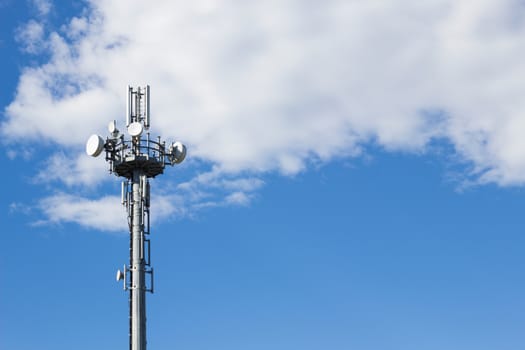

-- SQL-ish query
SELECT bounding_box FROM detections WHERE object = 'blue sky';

[1,1,525,349]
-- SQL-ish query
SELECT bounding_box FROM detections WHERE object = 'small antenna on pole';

[121,181,127,206]
[144,85,150,129]
[126,85,133,127]
[86,85,186,350]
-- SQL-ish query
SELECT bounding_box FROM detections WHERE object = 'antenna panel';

[126,85,132,126]
[144,85,150,129]
[121,181,127,206]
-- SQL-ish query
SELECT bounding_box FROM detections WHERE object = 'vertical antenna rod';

[86,85,187,350]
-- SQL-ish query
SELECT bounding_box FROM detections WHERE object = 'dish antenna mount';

[86,85,186,350]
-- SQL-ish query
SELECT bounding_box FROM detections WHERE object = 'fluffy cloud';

[36,191,186,232]
[3,0,525,228]
[37,193,127,231]
[15,20,45,53]
[32,174,259,231]
[32,0,52,17]
[34,151,109,187]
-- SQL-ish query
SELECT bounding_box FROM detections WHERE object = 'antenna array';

[86,85,186,350]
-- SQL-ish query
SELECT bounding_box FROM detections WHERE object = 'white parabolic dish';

[86,134,105,157]
[172,141,187,163]
[127,122,143,137]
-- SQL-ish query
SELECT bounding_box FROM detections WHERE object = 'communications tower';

[86,85,187,350]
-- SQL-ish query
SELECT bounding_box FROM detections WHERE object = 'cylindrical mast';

[131,170,147,350]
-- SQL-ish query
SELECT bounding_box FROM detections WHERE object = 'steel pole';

[87,85,186,349]
[131,170,147,350]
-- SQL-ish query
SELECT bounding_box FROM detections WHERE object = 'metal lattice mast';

[86,86,186,350]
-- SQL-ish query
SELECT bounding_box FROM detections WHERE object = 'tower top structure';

[86,85,186,178]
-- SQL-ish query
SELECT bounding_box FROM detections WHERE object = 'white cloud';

[3,0,525,229]
[6,147,33,160]
[15,20,45,53]
[37,193,127,231]
[9,202,33,216]
[35,190,204,232]
[140,168,260,218]
[225,191,251,206]
[177,170,264,193]
[32,0,52,16]
[34,151,109,187]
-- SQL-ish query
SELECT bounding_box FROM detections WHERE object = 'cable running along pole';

[86,85,187,350]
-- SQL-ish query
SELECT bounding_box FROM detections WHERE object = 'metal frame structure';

[86,85,186,350]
